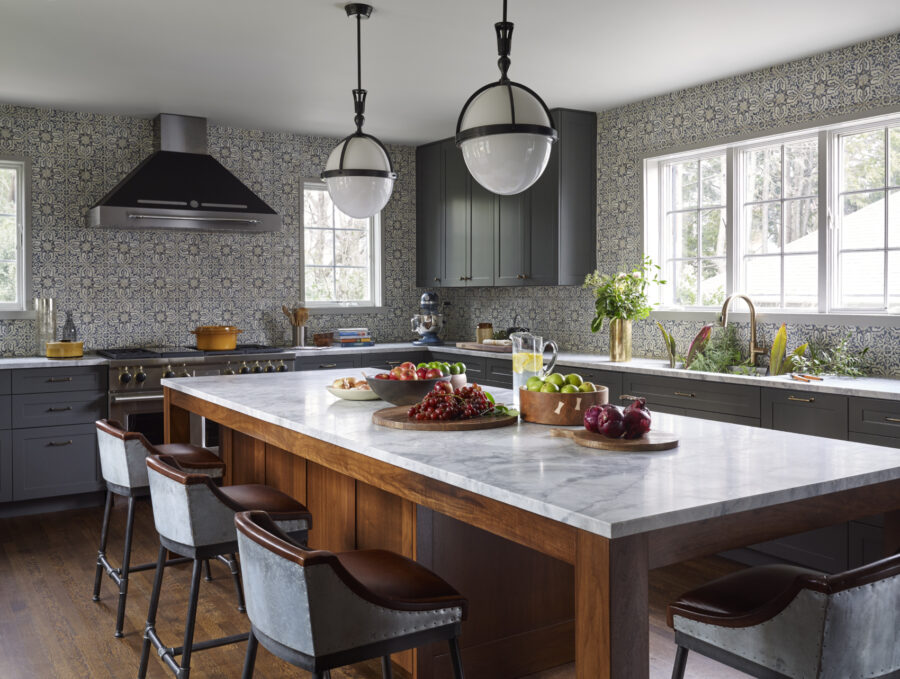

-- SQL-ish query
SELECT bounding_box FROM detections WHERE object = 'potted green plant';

[584,257,663,362]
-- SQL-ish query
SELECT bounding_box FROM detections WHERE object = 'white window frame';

[299,179,384,313]
[643,109,900,327]
[0,157,32,318]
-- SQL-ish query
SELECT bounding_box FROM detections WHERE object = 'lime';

[417,362,429,370]
[545,373,565,387]
[440,362,452,375]
[427,361,440,369]
[579,381,597,393]
[525,376,545,391]
[539,382,560,393]
[450,361,466,375]
[564,373,583,387]
[512,352,543,374]
[560,384,579,393]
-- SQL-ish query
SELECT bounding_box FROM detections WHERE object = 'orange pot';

[191,325,243,351]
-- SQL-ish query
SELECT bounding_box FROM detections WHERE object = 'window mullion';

[726,148,736,297]
[884,127,890,310]
[817,130,830,313]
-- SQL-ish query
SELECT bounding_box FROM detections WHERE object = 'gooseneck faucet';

[720,294,767,366]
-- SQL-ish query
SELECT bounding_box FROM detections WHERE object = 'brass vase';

[609,319,632,362]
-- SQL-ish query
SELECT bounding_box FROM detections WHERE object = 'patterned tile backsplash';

[2,33,899,375]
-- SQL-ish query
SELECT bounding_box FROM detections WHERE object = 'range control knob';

[119,368,133,384]
[179,365,191,378]
[276,360,288,372]
[264,361,276,373]
[135,366,147,383]
[239,362,250,375]
[251,361,263,374]
[223,362,236,376]
[162,365,176,379]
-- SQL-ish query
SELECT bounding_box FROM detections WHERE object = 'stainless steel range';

[100,345,293,447]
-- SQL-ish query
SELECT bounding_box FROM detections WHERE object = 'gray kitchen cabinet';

[762,390,848,440]
[494,192,531,286]
[0,395,10,430]
[11,366,105,394]
[295,355,360,371]
[849,396,900,440]
[363,351,423,372]
[12,423,102,500]
[416,141,444,287]
[751,524,849,573]
[620,373,761,422]
[572,368,623,404]
[483,358,514,389]
[12,390,107,429]
[0,431,11,503]
[849,520,885,569]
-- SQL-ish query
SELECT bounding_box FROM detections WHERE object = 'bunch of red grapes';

[407,383,494,421]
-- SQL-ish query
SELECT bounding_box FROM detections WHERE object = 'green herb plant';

[792,335,870,377]
[768,324,809,376]
[584,257,664,332]
[685,325,746,374]
[656,321,677,368]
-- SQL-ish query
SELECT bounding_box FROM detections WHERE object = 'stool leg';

[179,558,204,678]
[138,544,167,679]
[203,559,213,582]
[241,629,259,679]
[448,637,464,679]
[92,490,113,602]
[381,656,394,679]
[225,553,246,613]
[672,645,689,679]
[114,495,137,638]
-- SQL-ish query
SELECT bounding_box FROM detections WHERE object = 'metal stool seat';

[139,454,312,679]
[92,419,226,638]
[236,510,467,679]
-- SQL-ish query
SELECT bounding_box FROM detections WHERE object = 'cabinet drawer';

[651,403,760,427]
[483,358,513,388]
[363,352,424,372]
[0,371,10,394]
[12,390,107,429]
[12,366,106,394]
[0,431,10,502]
[849,397,900,440]
[295,356,359,371]
[12,424,102,500]
[0,395,10,430]
[621,374,760,418]
[849,430,900,449]
[762,390,847,440]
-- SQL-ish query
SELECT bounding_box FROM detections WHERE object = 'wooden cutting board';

[549,428,678,451]
[373,406,518,431]
[455,342,513,353]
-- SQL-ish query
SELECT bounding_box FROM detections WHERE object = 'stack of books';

[336,328,374,347]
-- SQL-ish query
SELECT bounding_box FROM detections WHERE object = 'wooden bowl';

[519,386,609,426]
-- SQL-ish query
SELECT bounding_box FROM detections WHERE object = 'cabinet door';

[12,423,102,500]
[849,397,900,440]
[12,366,106,394]
[295,356,360,371]
[495,192,530,286]
[527,128,560,287]
[555,109,597,285]
[443,142,469,288]
[0,430,10,502]
[12,390,107,429]
[416,142,444,287]
[483,358,513,389]
[621,373,760,419]
[761,390,848,440]
[468,179,495,286]
[577,369,622,404]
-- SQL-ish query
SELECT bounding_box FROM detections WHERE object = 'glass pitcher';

[510,332,558,407]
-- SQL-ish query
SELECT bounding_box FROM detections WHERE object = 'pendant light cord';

[357,11,362,93]
[496,0,513,83]
[352,7,367,132]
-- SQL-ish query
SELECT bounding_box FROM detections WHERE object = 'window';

[644,111,900,318]
[0,158,28,311]
[301,180,382,307]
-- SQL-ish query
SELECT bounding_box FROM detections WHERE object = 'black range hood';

[87,114,280,233]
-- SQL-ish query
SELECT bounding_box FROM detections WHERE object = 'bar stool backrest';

[96,419,157,489]
[146,454,238,549]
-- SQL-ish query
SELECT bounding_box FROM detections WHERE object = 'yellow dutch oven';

[191,325,243,351]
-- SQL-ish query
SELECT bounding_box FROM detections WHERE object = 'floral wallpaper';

[441,33,900,376]
[0,104,420,352]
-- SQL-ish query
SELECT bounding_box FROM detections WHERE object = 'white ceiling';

[2,0,899,145]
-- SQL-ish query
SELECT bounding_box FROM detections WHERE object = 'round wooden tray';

[549,428,678,451]
[373,406,518,431]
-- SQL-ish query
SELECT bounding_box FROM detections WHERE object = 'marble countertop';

[163,369,900,539]
[0,355,108,369]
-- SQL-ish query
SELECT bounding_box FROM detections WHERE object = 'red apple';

[416,368,428,379]
[375,373,390,380]
[398,371,416,381]
[425,368,443,379]
[400,361,417,371]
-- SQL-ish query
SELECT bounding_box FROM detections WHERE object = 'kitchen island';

[163,370,900,679]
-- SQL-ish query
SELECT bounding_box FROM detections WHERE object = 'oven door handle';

[110,393,165,403]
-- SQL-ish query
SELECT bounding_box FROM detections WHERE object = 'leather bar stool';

[235,509,467,679]
[92,419,227,638]
[139,454,312,679]
[667,553,900,678]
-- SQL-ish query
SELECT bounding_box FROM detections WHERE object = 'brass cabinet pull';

[433,277,440,282]
[674,391,695,398]
[48,440,73,446]
[787,395,815,403]
[619,394,642,401]
[386,360,402,366]
[48,377,73,383]
[319,363,337,368]
[885,417,900,423]
[48,406,73,412]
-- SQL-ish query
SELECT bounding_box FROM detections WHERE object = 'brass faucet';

[720,294,767,366]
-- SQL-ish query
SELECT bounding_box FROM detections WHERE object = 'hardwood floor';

[0,498,751,678]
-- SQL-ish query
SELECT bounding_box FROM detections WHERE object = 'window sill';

[0,310,36,320]
[651,309,900,328]
[306,306,390,316]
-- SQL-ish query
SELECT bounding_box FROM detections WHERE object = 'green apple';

[525,376,545,391]
[564,373,583,387]
[417,362,429,369]
[545,373,565,387]
[560,384,579,393]
[539,382,560,393]
[579,381,597,393]
[450,361,466,375]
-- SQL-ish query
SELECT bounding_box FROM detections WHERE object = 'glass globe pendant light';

[456,0,557,196]
[322,3,397,219]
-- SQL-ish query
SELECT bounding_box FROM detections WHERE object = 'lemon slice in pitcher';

[512,352,543,374]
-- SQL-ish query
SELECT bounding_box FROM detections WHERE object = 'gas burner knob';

[119,368,133,384]
[239,362,250,375]
[223,362,236,376]
[264,361,276,373]
[162,365,176,379]
[276,360,288,372]
[135,366,147,383]
[179,365,191,378]
[251,361,263,374]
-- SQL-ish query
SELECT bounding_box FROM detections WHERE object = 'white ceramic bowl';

[325,385,380,401]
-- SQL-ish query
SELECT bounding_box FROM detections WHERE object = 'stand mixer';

[410,291,444,346]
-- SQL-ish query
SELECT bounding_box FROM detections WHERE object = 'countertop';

[162,369,900,539]
[0,355,109,369]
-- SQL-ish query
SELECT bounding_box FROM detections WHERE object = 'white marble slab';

[0,355,108,369]
[164,369,900,539]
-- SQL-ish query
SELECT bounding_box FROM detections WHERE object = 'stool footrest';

[145,625,248,677]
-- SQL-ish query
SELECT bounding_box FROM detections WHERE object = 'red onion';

[596,405,626,438]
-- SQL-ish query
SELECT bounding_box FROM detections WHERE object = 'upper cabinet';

[416,108,597,288]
